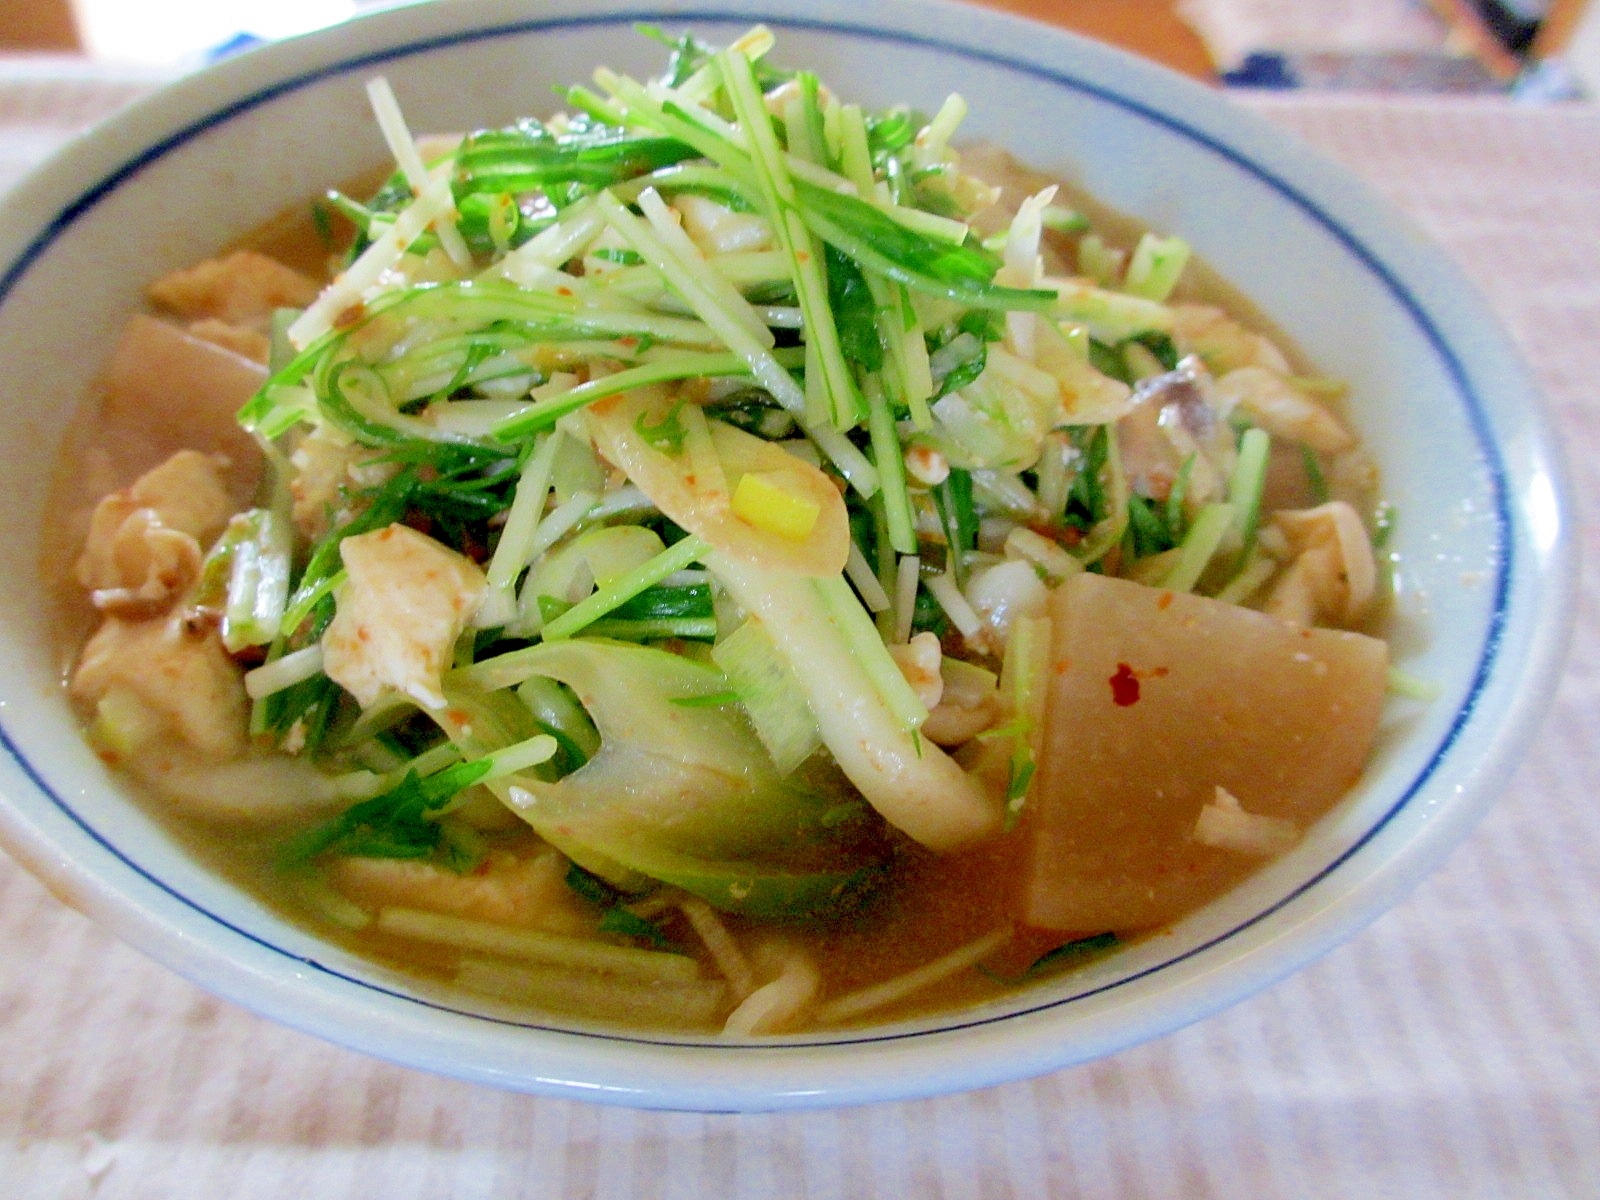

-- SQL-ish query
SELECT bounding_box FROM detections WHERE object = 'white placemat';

[1175,0,1447,70]
[1,71,1597,1199]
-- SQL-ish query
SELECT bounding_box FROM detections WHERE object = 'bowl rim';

[0,0,1578,1109]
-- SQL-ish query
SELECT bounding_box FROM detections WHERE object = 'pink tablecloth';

[1,70,1597,1198]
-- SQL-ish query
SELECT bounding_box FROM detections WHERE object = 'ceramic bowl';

[0,0,1573,1110]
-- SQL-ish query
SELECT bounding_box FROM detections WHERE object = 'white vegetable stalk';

[1123,232,1192,302]
[244,644,326,701]
[222,509,291,653]
[365,77,474,271]
[380,907,701,982]
[836,103,878,196]
[541,534,709,641]
[424,398,536,436]
[1213,550,1276,607]
[879,202,969,244]
[814,924,1010,1025]
[509,488,600,635]
[1049,278,1175,344]
[288,172,457,348]
[488,201,607,283]
[1000,615,1051,822]
[893,554,921,645]
[754,305,804,329]
[635,188,775,348]
[926,567,984,640]
[711,618,822,775]
[1004,526,1081,584]
[586,484,657,520]
[912,92,969,170]
[803,419,879,498]
[679,25,776,104]
[477,430,564,629]
[599,190,806,413]
[707,551,999,852]
[478,733,561,781]
[1000,185,1058,362]
[456,956,725,1026]
[845,539,891,613]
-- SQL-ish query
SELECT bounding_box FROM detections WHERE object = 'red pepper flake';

[1157,591,1174,611]
[618,336,638,348]
[1109,662,1141,707]
[556,286,573,296]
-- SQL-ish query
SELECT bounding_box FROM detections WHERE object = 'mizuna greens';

[64,26,1393,1033]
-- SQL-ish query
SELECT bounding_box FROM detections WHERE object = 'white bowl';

[0,0,1574,1110]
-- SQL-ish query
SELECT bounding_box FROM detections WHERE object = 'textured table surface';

[1,68,1597,1199]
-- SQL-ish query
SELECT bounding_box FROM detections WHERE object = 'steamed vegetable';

[461,639,885,917]
[707,552,999,851]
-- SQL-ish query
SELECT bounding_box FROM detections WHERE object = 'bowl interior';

[0,0,1565,1109]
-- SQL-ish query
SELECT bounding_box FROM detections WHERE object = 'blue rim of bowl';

[0,9,1510,1052]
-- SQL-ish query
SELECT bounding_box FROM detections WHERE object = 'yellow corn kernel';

[731,470,821,541]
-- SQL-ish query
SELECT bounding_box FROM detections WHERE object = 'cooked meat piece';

[148,250,320,328]
[321,523,487,710]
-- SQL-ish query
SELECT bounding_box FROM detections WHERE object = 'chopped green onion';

[1161,502,1237,594]
[1386,667,1441,701]
[813,573,928,733]
[1123,233,1190,302]
[493,349,800,441]
[1228,426,1272,566]
[479,431,563,627]
[243,644,326,701]
[717,48,859,429]
[1000,615,1051,828]
[865,376,917,555]
[712,618,822,774]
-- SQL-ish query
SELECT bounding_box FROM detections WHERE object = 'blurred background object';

[67,0,364,64]
[0,0,1593,98]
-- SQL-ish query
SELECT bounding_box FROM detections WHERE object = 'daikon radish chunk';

[1020,572,1387,931]
[87,315,265,499]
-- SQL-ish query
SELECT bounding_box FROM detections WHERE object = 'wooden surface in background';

[0,0,79,50]
[0,0,1215,76]
[970,0,1216,77]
